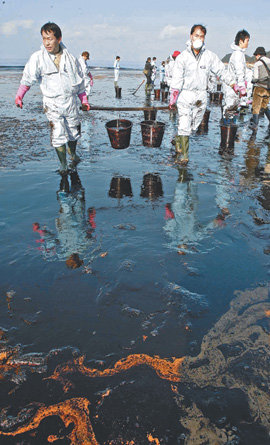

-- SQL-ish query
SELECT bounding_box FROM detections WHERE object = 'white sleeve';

[233,51,246,87]
[170,56,184,90]
[210,52,233,87]
[21,52,41,86]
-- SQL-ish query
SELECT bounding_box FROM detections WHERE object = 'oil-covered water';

[0,68,269,444]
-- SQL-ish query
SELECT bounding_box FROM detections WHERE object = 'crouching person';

[15,22,90,172]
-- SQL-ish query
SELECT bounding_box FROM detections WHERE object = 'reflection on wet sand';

[108,176,133,199]
[164,166,226,251]
[140,173,163,200]
[0,286,269,443]
[32,170,95,267]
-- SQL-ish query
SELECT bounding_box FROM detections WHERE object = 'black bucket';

[217,83,222,92]
[105,119,132,149]
[109,176,133,199]
[115,86,122,98]
[161,90,169,102]
[209,92,215,102]
[220,124,238,152]
[213,92,223,104]
[144,109,157,121]
[140,173,163,200]
[154,89,160,100]
[140,120,165,147]
[197,109,211,134]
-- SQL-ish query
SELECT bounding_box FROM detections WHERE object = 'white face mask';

[192,39,203,50]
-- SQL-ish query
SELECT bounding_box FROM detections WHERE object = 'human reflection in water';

[239,136,261,189]
[140,173,163,200]
[32,171,96,268]
[164,167,224,251]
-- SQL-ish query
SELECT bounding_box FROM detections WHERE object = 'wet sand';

[0,68,269,444]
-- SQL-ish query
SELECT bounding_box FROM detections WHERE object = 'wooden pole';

[81,105,169,112]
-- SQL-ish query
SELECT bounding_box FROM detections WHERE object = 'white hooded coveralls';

[78,55,92,96]
[21,43,85,148]
[114,59,120,82]
[222,43,247,116]
[166,58,175,87]
[171,41,232,136]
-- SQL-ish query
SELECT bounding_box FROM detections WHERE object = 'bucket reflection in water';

[140,173,163,200]
[140,120,165,147]
[219,124,238,153]
[105,119,132,149]
[109,176,133,199]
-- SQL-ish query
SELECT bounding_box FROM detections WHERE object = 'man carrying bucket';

[15,22,90,172]
[169,24,233,164]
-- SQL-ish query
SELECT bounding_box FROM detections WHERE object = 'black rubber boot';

[263,107,270,123]
[249,114,259,131]
[55,144,67,172]
[67,140,80,167]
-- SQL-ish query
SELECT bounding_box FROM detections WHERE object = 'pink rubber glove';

[15,84,30,108]
[169,88,180,109]
[88,73,94,87]
[239,86,247,97]
[232,84,239,93]
[78,92,90,110]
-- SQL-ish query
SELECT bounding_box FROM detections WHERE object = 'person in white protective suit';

[166,51,181,88]
[222,29,250,124]
[164,57,171,88]
[15,22,90,172]
[78,51,93,98]
[169,24,233,164]
[114,56,120,86]
[151,57,157,86]
[159,61,166,89]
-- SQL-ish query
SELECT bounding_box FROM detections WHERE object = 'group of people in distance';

[15,22,270,170]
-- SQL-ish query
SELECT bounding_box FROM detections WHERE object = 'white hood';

[230,43,246,53]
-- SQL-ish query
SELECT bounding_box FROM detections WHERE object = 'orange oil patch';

[97,388,112,406]
[49,354,185,383]
[170,384,178,394]
[147,433,160,444]
[0,397,98,445]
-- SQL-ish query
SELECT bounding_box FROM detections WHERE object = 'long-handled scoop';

[132,79,145,95]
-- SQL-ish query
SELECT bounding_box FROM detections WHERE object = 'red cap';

[172,50,180,58]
